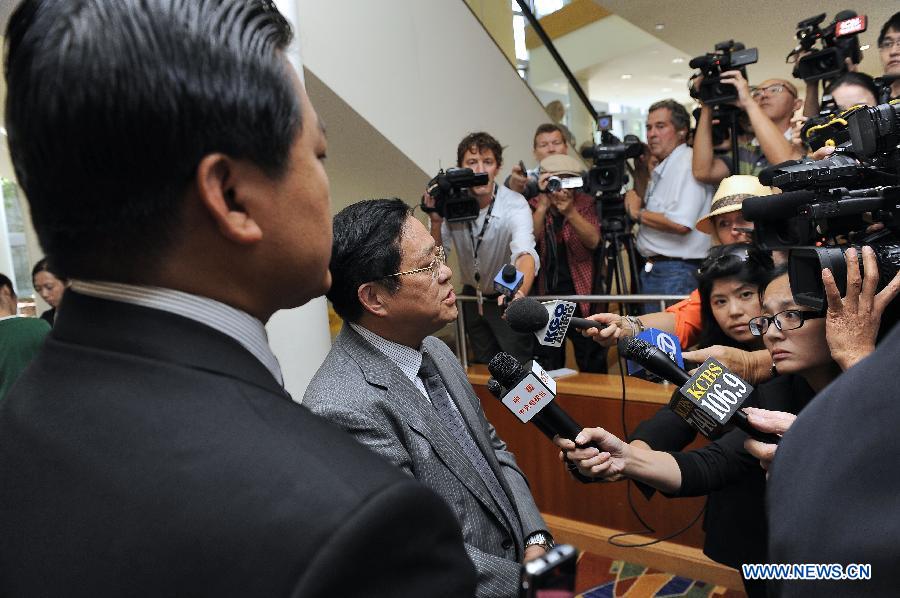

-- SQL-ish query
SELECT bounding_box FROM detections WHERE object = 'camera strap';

[469,183,498,315]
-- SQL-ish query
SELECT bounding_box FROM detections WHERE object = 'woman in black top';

[557,266,844,597]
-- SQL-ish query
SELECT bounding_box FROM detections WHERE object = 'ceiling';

[528,1,896,112]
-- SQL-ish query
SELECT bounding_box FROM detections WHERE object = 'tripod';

[596,196,642,316]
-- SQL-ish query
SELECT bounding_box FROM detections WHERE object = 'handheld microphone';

[618,338,780,444]
[493,265,524,299]
[505,297,597,348]
[487,352,597,483]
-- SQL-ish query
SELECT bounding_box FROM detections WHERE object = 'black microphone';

[505,297,597,349]
[741,189,817,221]
[487,352,598,483]
[619,338,780,444]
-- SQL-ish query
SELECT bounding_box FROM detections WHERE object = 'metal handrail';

[452,293,689,369]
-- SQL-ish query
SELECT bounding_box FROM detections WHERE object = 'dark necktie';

[419,352,519,529]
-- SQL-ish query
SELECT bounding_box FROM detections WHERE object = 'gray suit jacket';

[304,325,547,598]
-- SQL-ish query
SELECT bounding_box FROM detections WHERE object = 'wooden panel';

[524,0,612,50]
[471,370,710,550]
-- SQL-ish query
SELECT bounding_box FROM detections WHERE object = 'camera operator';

[879,11,900,99]
[693,75,803,185]
[506,124,571,197]
[528,154,606,373]
[425,131,539,364]
[628,99,713,314]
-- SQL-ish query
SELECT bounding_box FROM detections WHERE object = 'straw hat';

[539,154,585,176]
[696,175,773,234]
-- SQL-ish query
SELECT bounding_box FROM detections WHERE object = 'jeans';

[638,259,697,315]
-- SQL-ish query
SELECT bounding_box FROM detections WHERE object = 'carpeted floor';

[575,552,746,597]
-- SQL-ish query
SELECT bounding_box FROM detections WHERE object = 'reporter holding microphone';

[556,257,898,597]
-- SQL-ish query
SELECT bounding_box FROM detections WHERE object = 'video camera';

[786,11,867,82]
[580,120,642,202]
[742,100,900,310]
[689,40,758,106]
[798,95,848,152]
[420,167,488,223]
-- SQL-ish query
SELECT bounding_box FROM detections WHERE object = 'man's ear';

[195,153,264,245]
[357,282,390,318]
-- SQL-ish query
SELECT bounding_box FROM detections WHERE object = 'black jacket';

[0,291,477,597]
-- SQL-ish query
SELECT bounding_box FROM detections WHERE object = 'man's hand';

[682,345,772,385]
[624,189,642,220]
[743,407,796,474]
[790,114,808,151]
[554,428,629,480]
[718,69,753,108]
[498,289,525,308]
[523,544,547,563]
[508,162,528,194]
[823,246,900,371]
[422,190,444,225]
[549,190,574,217]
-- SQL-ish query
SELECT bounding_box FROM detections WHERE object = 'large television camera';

[420,167,488,223]
[689,40,758,106]
[580,130,642,217]
[743,100,900,311]
[786,11,867,82]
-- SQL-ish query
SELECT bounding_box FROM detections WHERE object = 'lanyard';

[468,183,497,284]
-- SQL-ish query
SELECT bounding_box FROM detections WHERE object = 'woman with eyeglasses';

[555,259,896,597]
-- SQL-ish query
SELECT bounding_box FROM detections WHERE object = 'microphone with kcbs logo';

[619,337,780,444]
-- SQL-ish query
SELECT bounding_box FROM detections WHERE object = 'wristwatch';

[525,531,555,552]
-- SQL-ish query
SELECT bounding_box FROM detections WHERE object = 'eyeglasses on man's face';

[748,309,825,336]
[750,84,795,99]
[879,38,900,51]
[382,246,446,281]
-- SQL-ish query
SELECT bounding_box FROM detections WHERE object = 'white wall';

[295,0,552,178]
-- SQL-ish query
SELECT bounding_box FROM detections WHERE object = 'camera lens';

[546,177,562,192]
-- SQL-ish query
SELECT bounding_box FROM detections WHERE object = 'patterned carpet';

[574,552,746,597]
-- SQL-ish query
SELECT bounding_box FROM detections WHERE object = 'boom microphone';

[619,338,780,444]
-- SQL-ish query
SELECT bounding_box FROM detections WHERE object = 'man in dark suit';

[305,198,551,597]
[0,2,476,596]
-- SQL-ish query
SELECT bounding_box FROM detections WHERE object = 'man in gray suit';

[305,198,552,598]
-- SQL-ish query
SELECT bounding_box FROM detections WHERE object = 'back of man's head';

[327,199,413,322]
[5,0,299,282]
[0,273,16,315]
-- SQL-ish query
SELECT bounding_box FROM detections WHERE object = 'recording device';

[581,131,642,201]
[545,175,584,193]
[520,544,577,598]
[519,160,541,200]
[786,11,867,82]
[743,99,900,309]
[688,40,758,106]
[420,167,488,222]
[618,338,780,444]
[487,352,598,483]
[625,328,684,379]
[494,265,524,299]
[799,95,851,152]
[505,297,596,348]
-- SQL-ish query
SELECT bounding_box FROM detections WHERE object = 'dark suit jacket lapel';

[52,291,288,400]
[336,327,512,529]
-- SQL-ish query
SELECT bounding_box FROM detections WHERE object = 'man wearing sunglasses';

[693,73,803,185]
[306,199,551,598]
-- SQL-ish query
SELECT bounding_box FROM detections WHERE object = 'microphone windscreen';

[486,378,503,398]
[488,352,525,387]
[618,337,655,362]
[505,297,550,333]
[501,264,517,283]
